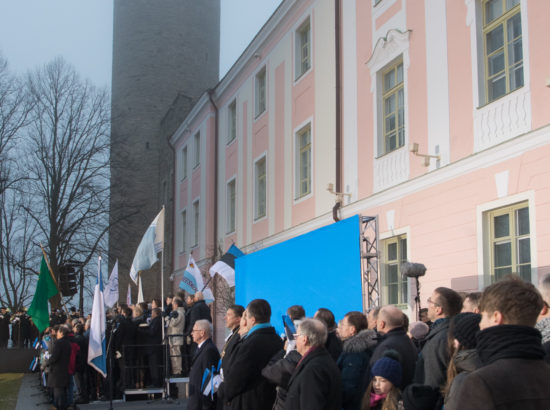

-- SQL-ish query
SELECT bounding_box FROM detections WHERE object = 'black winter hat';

[371,350,402,387]
[452,312,481,349]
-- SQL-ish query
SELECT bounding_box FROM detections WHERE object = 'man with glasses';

[188,320,220,410]
[285,318,341,410]
[416,287,462,388]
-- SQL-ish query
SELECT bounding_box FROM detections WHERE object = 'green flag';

[28,256,59,333]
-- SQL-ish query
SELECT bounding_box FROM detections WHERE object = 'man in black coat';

[370,305,417,388]
[48,325,72,410]
[218,299,283,410]
[449,277,550,410]
[415,287,462,388]
[284,318,342,410]
[188,319,220,410]
[138,307,163,386]
[114,306,136,391]
[0,307,10,348]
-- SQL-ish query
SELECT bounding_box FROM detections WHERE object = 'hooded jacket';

[337,329,377,410]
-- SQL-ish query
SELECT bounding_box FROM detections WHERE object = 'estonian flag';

[208,244,244,287]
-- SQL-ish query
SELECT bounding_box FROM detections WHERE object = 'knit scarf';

[476,324,544,366]
[370,392,387,408]
[535,317,550,344]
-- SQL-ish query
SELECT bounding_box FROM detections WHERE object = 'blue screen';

[235,215,362,334]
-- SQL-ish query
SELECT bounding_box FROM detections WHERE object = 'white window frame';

[180,209,187,253]
[255,66,267,118]
[380,234,409,306]
[193,131,200,168]
[226,177,236,234]
[295,16,311,81]
[294,122,312,201]
[181,145,188,180]
[254,155,267,221]
[477,191,537,288]
[192,199,200,247]
[227,99,237,144]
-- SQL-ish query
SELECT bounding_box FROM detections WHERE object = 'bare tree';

[22,57,111,307]
[0,54,31,195]
[0,187,39,311]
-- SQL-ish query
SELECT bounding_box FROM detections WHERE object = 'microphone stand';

[414,276,421,321]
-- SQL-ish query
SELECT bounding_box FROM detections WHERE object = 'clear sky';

[0,0,281,89]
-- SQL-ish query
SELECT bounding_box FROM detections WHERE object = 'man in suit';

[114,306,136,391]
[188,319,220,410]
[0,307,10,348]
[218,299,283,410]
[48,325,73,410]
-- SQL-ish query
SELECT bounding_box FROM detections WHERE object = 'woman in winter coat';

[337,311,378,410]
[442,312,482,408]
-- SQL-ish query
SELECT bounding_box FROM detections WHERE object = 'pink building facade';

[170,0,550,323]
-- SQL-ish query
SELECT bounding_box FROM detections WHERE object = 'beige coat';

[167,306,186,346]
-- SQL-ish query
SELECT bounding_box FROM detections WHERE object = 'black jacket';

[325,330,343,362]
[114,315,136,356]
[369,327,417,388]
[188,338,221,410]
[47,336,72,388]
[262,349,302,410]
[337,329,377,410]
[188,301,212,334]
[219,325,283,410]
[447,325,550,410]
[443,349,481,409]
[415,318,449,388]
[138,315,162,354]
[285,346,342,410]
[0,312,10,340]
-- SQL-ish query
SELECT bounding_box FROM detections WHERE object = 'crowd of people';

[21,273,550,410]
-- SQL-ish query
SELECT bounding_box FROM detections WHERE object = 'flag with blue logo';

[129,208,165,283]
[179,255,214,303]
[88,257,107,377]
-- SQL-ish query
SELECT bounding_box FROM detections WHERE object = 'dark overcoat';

[188,338,220,410]
[285,346,342,410]
[369,327,418,388]
[415,318,449,387]
[47,336,72,388]
[220,326,283,410]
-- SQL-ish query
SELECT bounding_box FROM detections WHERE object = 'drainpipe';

[207,88,219,339]
[333,0,342,222]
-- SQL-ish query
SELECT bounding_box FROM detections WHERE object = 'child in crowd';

[361,351,403,410]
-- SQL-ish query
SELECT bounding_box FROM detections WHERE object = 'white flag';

[104,260,119,308]
[137,273,144,304]
[126,283,132,306]
[129,208,165,283]
[88,257,107,377]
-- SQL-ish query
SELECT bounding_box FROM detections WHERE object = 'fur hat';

[452,312,481,349]
[371,350,402,387]
[409,321,429,340]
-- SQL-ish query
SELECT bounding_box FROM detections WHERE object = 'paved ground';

[15,374,188,409]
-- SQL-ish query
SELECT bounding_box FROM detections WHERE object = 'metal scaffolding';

[360,215,380,311]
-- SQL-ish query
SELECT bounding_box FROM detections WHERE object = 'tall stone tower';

[109,0,220,302]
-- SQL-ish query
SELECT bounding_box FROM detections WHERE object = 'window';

[228,100,237,144]
[488,202,530,282]
[483,0,523,103]
[382,235,408,305]
[194,132,200,168]
[226,179,236,233]
[295,124,311,199]
[295,18,311,80]
[181,210,187,252]
[255,67,266,118]
[181,146,188,180]
[254,157,266,220]
[193,200,199,247]
[382,60,404,154]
